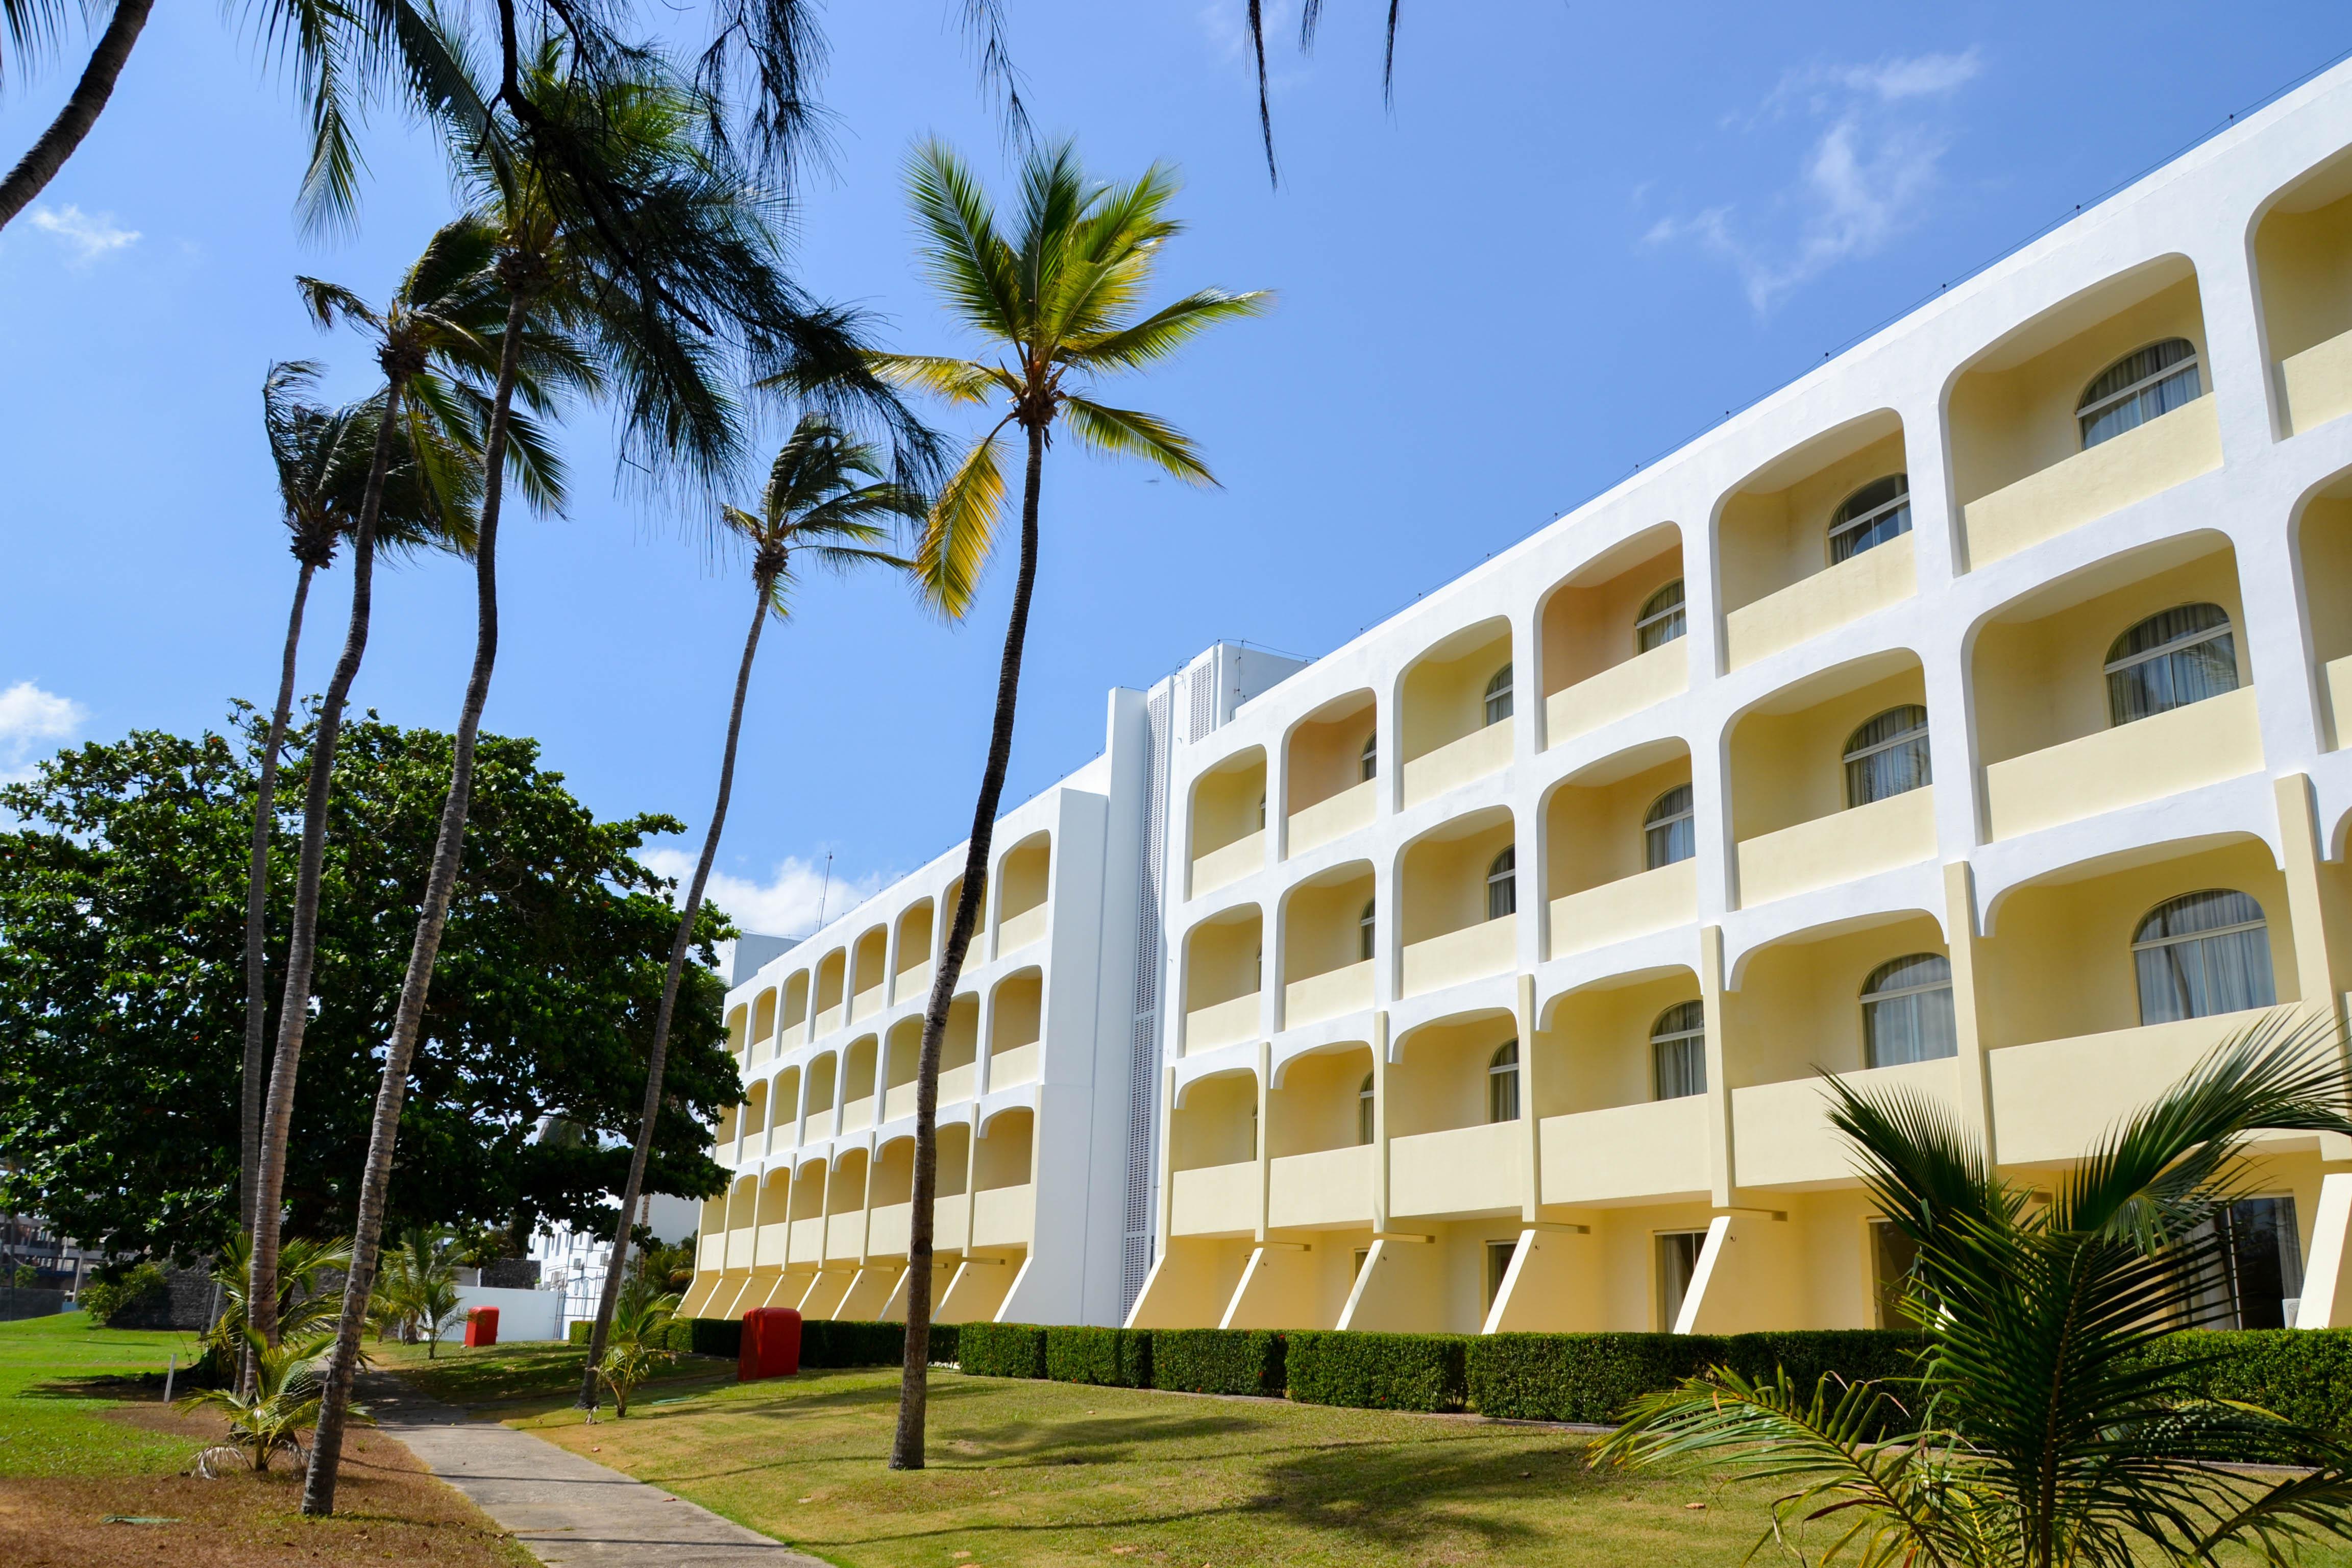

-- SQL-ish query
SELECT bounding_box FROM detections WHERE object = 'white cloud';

[640,849,890,941]
[28,203,140,263]
[0,681,87,781]
[1650,48,1983,313]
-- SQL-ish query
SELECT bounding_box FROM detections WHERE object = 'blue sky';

[3,2,2346,940]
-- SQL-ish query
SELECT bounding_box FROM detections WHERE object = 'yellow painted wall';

[998,834,1050,923]
[805,1052,837,1116]
[1192,749,1267,859]
[780,972,807,1045]
[1949,271,2207,504]
[1186,908,1264,1010]
[871,1139,913,1206]
[2258,181,2352,362]
[1287,694,1378,814]
[1719,428,1908,612]
[895,900,933,975]
[851,927,886,995]
[1540,543,1683,695]
[1283,866,1376,982]
[935,1123,970,1197]
[1172,1070,1259,1170]
[1399,813,1516,943]
[1270,1043,1375,1156]
[1729,665,1928,840]
[1538,971,1704,1114]
[814,947,845,1015]
[1726,914,1947,1087]
[1981,839,2299,1047]
[1401,621,1512,762]
[1389,1011,1519,1137]
[990,970,1042,1053]
[974,1108,1034,1190]
[2304,499,2352,671]
[1545,753,1693,898]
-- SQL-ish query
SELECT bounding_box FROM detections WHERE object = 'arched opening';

[1284,689,1379,855]
[1399,617,1514,806]
[1182,903,1264,1052]
[850,926,888,1022]
[994,832,1051,957]
[1190,746,1268,897]
[1397,808,1518,996]
[987,968,1043,1089]
[2253,146,2352,434]
[1537,523,1688,741]
[840,1035,878,1132]
[1717,409,1910,668]
[1543,738,1696,957]
[1280,861,1375,1029]
[894,898,935,1002]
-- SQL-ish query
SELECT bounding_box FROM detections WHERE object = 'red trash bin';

[463,1306,499,1348]
[739,1307,801,1381]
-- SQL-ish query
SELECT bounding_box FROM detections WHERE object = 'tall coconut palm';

[239,361,484,1245]
[248,217,559,1377]
[863,139,1268,1467]
[574,413,930,1413]
[1596,1010,2352,1567]
[302,45,930,1514]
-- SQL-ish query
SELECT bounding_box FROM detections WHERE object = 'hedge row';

[2138,1329,2352,1431]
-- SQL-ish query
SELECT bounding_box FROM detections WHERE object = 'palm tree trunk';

[301,293,526,1517]
[891,420,1045,1471]
[243,560,316,1236]
[237,557,315,1400]
[574,571,775,1412]
[0,0,156,231]
[248,385,401,1356]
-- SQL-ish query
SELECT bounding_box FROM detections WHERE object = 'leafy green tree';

[1596,1013,2352,1568]
[0,716,734,1260]
[869,138,1267,1467]
[575,412,927,1412]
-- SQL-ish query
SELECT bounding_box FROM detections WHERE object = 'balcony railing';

[1171,1158,1258,1236]
[814,1002,845,1038]
[1268,1145,1373,1230]
[825,1212,863,1261]
[1184,991,1262,1052]
[1288,779,1376,854]
[1736,786,1934,907]
[894,959,932,1002]
[1545,642,1688,746]
[851,984,885,1021]
[1388,1121,1523,1218]
[1538,1096,1710,1205]
[998,902,1049,956]
[989,1040,1041,1090]
[1723,531,1914,670]
[938,1061,978,1105]
[840,1094,875,1134]
[1981,687,2260,840]
[973,1183,1037,1247]
[1283,960,1373,1029]
[1400,917,1515,996]
[1962,396,2219,565]
[1191,829,1264,897]
[2281,326,2352,435]
[1988,1006,2285,1166]
[789,1215,824,1261]
[1548,860,1696,957]
[1731,1058,1958,1187]
[1401,721,1513,808]
[867,1200,910,1255]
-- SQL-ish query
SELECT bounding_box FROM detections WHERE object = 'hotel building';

[687,61,2352,1338]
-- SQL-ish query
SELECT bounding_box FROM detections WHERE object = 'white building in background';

[687,60,2352,1336]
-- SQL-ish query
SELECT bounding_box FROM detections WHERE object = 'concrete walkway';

[366,1374,827,1568]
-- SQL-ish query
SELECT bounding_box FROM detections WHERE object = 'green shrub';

[80,1261,166,1327]
[1725,1330,1928,1404]
[570,1320,592,1345]
[1152,1328,1286,1398]
[1045,1326,1152,1388]
[959,1321,1048,1379]
[802,1319,911,1368]
[926,1320,961,1366]
[1468,1332,1722,1423]
[2139,1329,2352,1433]
[681,1316,744,1359]
[1288,1330,1468,1412]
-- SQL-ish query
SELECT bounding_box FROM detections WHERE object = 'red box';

[463,1306,499,1348]
[739,1307,801,1381]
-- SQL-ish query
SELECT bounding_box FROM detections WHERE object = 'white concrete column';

[1517,974,1541,1223]
[1943,861,1998,1164]
[1699,925,1735,1208]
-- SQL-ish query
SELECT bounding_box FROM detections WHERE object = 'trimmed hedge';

[1466,1330,1929,1424]
[960,1320,1048,1379]
[665,1317,745,1359]
[2140,1329,2352,1432]
[1152,1328,1286,1398]
[1288,1330,1471,1412]
[1045,1326,1153,1388]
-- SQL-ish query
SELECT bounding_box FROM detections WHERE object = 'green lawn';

[0,1311,208,1478]
[401,1343,1791,1567]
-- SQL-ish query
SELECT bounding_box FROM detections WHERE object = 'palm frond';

[866,353,1010,407]
[916,422,1012,619]
[1069,288,1275,372]
[906,138,1026,344]
[1061,396,1215,484]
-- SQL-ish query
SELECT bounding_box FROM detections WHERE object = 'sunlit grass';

[0,1311,207,1478]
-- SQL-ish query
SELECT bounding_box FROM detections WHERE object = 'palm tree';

[239,362,482,1245]
[207,1230,354,1367]
[574,413,929,1413]
[367,1228,463,1357]
[1595,1011,2352,1567]
[248,218,550,1375]
[303,46,930,1513]
[180,1328,367,1475]
[865,139,1268,1468]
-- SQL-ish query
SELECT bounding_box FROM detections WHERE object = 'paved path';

[366,1374,827,1568]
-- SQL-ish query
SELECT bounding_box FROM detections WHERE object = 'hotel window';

[2192,1195,2304,1330]
[1358,1072,1375,1145]
[2078,338,2202,449]
[1359,899,1376,962]
[1636,579,1687,652]
[1485,1239,1517,1310]
[1644,784,1695,869]
[1486,846,1517,919]
[1844,705,1931,807]
[1652,1001,1706,1099]
[1828,473,1912,565]
[1658,1230,1707,1330]
[1484,663,1515,726]
[2105,603,2238,726]
[2133,890,2275,1025]
[1360,730,1378,781]
[1487,1039,1521,1122]
[1861,953,1957,1067]
[1871,1220,1921,1329]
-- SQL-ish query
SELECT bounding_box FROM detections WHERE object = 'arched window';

[1487,846,1517,920]
[1861,954,1957,1068]
[2134,890,2275,1025]
[1829,474,1912,565]
[2079,338,2202,449]
[1358,1071,1375,1144]
[2105,603,2238,726]
[1645,785,1695,869]
[1359,899,1376,963]
[1484,664,1515,726]
[1636,579,1687,652]
[1844,705,1932,807]
[1488,1039,1521,1123]
[1652,1002,1706,1100]
[1359,729,1378,782]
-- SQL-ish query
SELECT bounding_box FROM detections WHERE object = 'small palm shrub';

[369,1228,463,1356]
[179,1329,370,1473]
[595,1278,680,1418]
